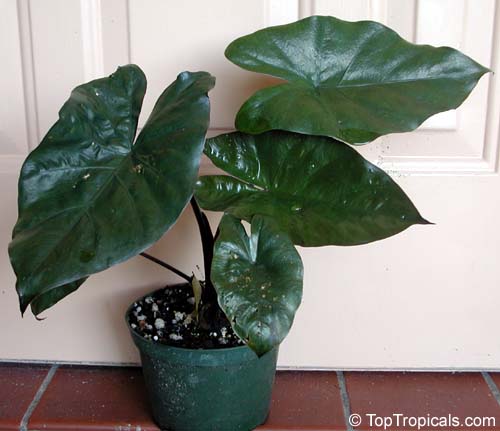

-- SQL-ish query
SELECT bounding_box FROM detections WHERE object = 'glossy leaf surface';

[9,65,215,315]
[212,214,303,355]
[226,15,489,144]
[196,131,429,246]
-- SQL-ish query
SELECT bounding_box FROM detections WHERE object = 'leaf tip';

[177,70,216,93]
[18,295,29,317]
[420,217,435,226]
[34,313,47,322]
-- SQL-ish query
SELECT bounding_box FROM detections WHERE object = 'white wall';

[1,0,499,369]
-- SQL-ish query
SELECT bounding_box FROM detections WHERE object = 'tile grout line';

[337,371,354,431]
[482,372,500,408]
[20,364,59,431]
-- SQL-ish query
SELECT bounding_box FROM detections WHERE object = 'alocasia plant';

[9,16,488,355]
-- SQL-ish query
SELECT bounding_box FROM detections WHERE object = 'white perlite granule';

[154,318,166,330]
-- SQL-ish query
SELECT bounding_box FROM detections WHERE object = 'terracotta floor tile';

[28,366,159,431]
[0,363,49,431]
[257,371,346,431]
[345,372,500,430]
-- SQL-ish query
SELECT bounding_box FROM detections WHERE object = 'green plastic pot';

[126,289,279,431]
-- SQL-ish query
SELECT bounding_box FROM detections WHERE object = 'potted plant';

[9,15,487,431]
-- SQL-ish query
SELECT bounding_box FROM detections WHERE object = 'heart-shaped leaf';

[212,214,303,355]
[195,131,429,246]
[9,65,215,315]
[225,15,489,144]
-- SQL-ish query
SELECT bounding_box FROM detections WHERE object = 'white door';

[0,0,499,369]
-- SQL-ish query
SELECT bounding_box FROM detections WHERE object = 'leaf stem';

[140,252,192,283]
[190,197,218,304]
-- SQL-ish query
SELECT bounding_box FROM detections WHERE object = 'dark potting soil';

[128,284,244,349]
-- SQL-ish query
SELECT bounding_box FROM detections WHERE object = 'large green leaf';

[195,131,429,246]
[212,214,303,355]
[9,65,215,315]
[225,15,489,144]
